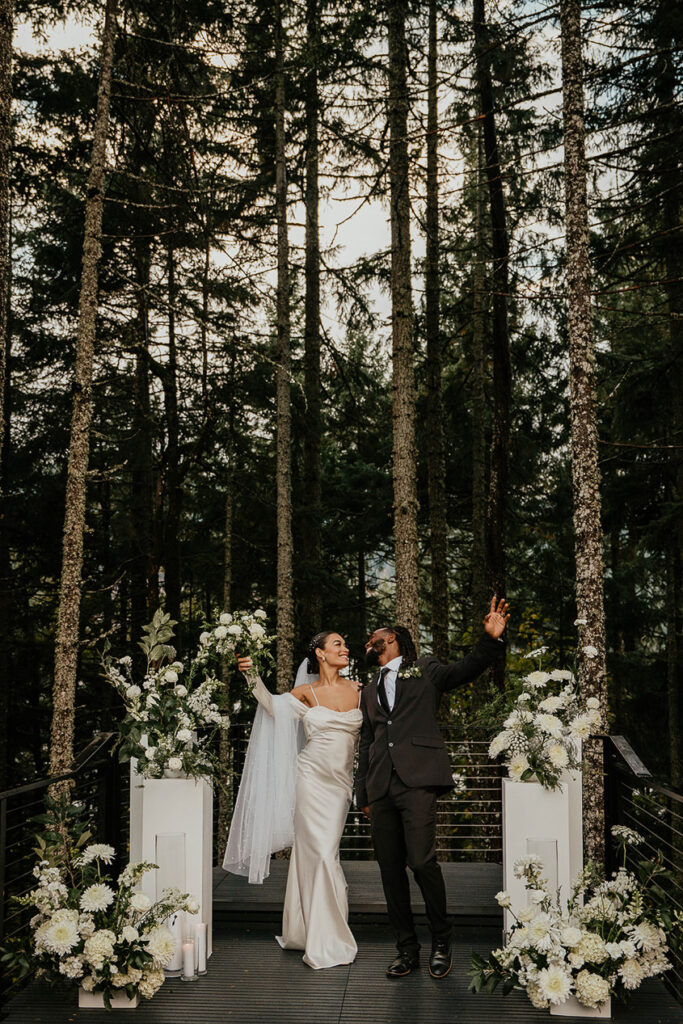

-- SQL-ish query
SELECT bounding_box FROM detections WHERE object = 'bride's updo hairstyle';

[307,630,335,673]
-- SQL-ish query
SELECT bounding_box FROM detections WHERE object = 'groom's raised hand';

[483,595,510,639]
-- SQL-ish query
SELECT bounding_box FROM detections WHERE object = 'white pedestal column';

[502,768,582,931]
[550,995,611,1019]
[129,765,213,958]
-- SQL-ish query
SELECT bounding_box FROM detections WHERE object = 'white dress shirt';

[377,655,402,712]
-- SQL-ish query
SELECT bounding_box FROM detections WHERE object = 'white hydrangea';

[83,929,116,969]
[227,624,242,636]
[575,969,610,1008]
[575,932,609,964]
[526,979,550,1008]
[138,969,165,999]
[214,626,228,639]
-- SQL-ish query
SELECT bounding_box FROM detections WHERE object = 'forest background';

[0,0,680,805]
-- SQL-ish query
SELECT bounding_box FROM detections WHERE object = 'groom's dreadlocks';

[384,625,417,666]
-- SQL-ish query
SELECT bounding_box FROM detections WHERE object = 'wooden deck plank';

[213,860,504,921]
[3,926,680,1024]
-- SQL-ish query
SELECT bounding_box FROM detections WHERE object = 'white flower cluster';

[23,844,198,1005]
[194,609,274,672]
[487,656,602,790]
[475,839,674,1012]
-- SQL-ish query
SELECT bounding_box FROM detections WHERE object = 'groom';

[355,596,509,979]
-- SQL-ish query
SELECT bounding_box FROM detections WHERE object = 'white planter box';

[550,995,611,1018]
[78,988,140,1009]
[129,765,213,959]
[502,765,582,931]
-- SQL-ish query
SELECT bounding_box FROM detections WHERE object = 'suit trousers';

[369,771,451,955]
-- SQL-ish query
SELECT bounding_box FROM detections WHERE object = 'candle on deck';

[181,940,196,980]
[194,922,207,974]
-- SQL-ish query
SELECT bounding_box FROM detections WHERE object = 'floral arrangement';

[469,827,681,1012]
[6,807,198,1009]
[193,608,275,681]
[487,648,602,790]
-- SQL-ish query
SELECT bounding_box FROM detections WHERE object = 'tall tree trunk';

[653,0,682,789]
[425,0,448,660]
[471,126,488,643]
[300,0,322,646]
[387,0,419,643]
[274,0,294,692]
[130,235,156,642]
[164,242,181,628]
[50,0,118,776]
[473,0,511,612]
[560,0,609,864]
[0,0,13,788]
[0,0,12,484]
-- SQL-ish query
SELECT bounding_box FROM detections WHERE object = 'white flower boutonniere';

[398,663,422,680]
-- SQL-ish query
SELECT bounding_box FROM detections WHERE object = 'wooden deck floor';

[4,924,681,1024]
[213,860,505,923]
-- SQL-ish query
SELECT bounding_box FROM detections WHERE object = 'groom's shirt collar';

[384,656,403,674]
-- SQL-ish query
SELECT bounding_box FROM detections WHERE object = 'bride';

[222,631,362,969]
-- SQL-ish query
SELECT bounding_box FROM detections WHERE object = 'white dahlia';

[80,883,115,913]
[145,926,176,968]
[537,964,572,1005]
[619,957,645,990]
[508,752,531,781]
[44,917,80,955]
[547,742,570,768]
[535,713,564,738]
[569,713,592,740]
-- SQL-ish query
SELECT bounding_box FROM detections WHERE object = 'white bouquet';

[470,827,681,1011]
[487,651,602,790]
[193,608,275,673]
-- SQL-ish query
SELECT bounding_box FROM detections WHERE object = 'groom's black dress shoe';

[386,952,420,977]
[428,941,452,979]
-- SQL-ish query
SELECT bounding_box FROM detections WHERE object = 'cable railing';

[216,727,503,861]
[603,736,683,1006]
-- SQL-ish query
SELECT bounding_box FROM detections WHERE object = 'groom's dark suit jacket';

[354,635,503,807]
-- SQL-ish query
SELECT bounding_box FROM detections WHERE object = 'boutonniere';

[398,663,422,679]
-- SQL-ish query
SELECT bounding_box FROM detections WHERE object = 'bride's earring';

[321,656,326,662]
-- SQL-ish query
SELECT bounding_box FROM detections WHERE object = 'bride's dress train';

[223,675,361,969]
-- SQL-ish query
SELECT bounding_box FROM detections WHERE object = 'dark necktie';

[377,666,391,714]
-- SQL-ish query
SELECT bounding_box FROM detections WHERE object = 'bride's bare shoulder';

[291,684,313,705]
[346,679,362,692]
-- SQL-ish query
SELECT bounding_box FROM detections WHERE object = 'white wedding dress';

[223,673,361,969]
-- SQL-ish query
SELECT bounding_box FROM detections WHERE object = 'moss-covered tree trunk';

[387,0,419,644]
[425,0,448,660]
[300,0,322,646]
[560,0,609,864]
[470,126,488,645]
[274,0,294,691]
[50,0,118,775]
[473,0,511,618]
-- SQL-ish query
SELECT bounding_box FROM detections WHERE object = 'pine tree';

[50,0,119,775]
[387,0,419,643]
[560,0,608,862]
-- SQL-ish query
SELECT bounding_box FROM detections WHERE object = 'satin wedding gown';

[223,673,361,969]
